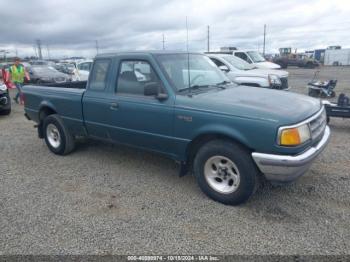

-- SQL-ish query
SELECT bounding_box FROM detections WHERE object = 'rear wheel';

[193,139,259,205]
[43,114,75,155]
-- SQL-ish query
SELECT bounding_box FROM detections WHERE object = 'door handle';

[110,102,119,110]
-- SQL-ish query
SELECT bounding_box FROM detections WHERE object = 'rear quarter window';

[89,59,110,90]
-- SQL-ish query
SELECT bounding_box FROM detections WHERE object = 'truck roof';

[95,50,200,58]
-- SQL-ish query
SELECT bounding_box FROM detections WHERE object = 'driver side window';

[116,60,164,96]
[235,52,251,63]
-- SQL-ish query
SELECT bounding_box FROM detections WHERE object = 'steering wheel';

[190,74,205,85]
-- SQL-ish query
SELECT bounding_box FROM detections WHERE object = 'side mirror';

[219,65,229,72]
[144,82,168,101]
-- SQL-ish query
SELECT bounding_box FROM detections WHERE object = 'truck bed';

[22,84,86,136]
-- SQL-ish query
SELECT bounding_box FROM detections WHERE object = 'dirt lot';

[0,66,349,255]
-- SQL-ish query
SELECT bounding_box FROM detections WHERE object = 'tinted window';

[235,52,250,63]
[89,60,110,90]
[116,60,163,96]
[210,57,225,67]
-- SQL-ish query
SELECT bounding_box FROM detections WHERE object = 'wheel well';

[186,133,251,166]
[38,106,56,138]
[39,106,56,121]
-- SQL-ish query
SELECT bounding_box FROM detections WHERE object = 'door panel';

[108,96,174,155]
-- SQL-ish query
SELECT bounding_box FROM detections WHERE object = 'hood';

[176,86,321,125]
[255,61,281,69]
[249,68,288,78]
[231,68,288,78]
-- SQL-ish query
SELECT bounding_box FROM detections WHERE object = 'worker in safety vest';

[9,57,27,104]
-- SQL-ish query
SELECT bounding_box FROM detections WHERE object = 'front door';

[108,59,175,156]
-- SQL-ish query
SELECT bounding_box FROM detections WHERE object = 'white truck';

[207,53,289,90]
[232,50,281,69]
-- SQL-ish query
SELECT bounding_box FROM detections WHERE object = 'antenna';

[263,24,266,55]
[186,16,191,94]
[207,25,210,52]
[162,34,165,50]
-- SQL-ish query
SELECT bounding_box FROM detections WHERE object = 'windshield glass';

[156,54,230,91]
[32,66,60,74]
[247,51,266,63]
[222,55,255,70]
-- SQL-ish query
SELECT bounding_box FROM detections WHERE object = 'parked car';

[232,50,281,69]
[23,51,330,205]
[207,53,289,90]
[76,60,93,81]
[0,81,11,115]
[28,66,71,84]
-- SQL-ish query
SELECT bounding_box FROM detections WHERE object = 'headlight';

[268,74,281,86]
[279,124,311,146]
[0,84,7,91]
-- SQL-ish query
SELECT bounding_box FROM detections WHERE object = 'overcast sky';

[0,0,349,58]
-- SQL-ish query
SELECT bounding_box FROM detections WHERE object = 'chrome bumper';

[252,126,330,183]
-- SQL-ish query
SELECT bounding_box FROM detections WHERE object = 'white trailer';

[324,48,350,66]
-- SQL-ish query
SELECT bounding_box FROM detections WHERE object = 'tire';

[0,108,11,115]
[43,114,75,155]
[193,139,259,205]
[308,89,319,97]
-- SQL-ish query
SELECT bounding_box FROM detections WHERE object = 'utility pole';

[162,34,165,50]
[36,39,43,60]
[95,40,99,55]
[263,24,266,56]
[33,45,38,58]
[207,25,210,52]
[46,45,51,60]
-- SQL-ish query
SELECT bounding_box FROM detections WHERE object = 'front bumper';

[252,126,330,183]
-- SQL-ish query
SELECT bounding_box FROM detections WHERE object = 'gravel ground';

[0,66,349,255]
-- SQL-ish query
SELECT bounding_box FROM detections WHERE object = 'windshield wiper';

[178,84,210,92]
[215,81,231,89]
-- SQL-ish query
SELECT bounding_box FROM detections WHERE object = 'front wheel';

[43,114,75,155]
[193,140,259,205]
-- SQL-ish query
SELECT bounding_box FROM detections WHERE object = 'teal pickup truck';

[23,51,330,205]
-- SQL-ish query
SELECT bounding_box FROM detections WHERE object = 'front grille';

[309,109,327,140]
[280,77,288,90]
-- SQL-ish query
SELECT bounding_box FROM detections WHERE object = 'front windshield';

[33,66,59,74]
[247,51,266,63]
[156,54,230,91]
[222,55,255,70]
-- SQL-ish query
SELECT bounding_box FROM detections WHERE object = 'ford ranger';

[22,51,330,205]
